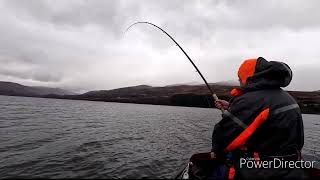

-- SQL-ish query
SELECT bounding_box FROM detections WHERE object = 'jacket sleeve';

[211,95,265,153]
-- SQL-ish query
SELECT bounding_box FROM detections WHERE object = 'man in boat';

[212,57,307,179]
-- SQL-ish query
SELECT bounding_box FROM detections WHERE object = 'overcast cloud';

[0,0,319,93]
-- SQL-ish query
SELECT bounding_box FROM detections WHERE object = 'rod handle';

[213,94,225,113]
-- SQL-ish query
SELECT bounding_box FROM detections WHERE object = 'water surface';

[0,95,319,178]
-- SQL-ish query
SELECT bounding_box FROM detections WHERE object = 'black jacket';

[211,57,306,179]
[212,57,304,155]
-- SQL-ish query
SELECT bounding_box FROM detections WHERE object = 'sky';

[0,0,319,93]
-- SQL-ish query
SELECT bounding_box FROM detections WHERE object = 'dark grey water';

[0,95,319,179]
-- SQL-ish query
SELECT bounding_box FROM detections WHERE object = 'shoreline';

[1,94,319,115]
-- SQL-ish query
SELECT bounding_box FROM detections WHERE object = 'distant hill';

[80,84,233,100]
[44,83,234,108]
[45,84,320,114]
[211,80,239,86]
[1,81,319,114]
[0,81,75,96]
[166,80,239,87]
[165,81,203,87]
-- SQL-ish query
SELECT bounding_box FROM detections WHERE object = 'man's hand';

[214,99,229,110]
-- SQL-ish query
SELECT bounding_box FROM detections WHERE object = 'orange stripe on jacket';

[228,166,235,179]
[225,108,270,152]
[254,152,260,165]
[238,59,257,85]
[230,88,243,97]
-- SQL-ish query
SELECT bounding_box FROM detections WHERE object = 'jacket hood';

[242,57,292,91]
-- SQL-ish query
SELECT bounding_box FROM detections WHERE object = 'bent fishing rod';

[125,21,224,113]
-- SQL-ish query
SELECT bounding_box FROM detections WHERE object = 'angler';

[211,57,306,179]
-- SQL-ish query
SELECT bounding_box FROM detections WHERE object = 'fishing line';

[124,21,224,113]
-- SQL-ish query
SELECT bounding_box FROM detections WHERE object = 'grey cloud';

[0,64,62,82]
[286,65,320,91]
[3,0,134,37]
[0,0,319,92]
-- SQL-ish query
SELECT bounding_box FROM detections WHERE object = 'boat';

[174,152,320,179]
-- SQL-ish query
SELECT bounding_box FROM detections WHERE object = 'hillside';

[45,84,320,114]
[73,84,234,107]
[0,81,75,96]
[1,81,319,114]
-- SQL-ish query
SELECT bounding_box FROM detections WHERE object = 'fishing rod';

[125,21,224,113]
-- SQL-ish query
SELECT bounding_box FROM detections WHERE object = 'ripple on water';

[0,95,319,178]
